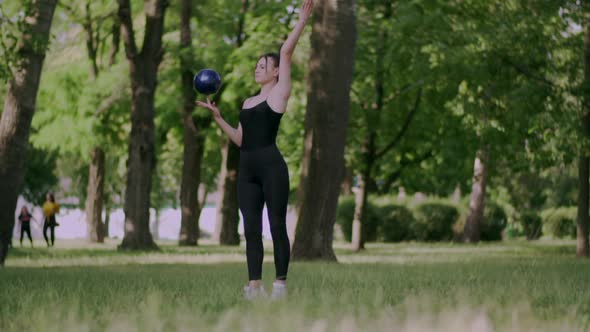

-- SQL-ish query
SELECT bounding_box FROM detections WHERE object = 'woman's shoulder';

[242,96,255,108]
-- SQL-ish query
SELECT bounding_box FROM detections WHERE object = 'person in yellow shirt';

[42,193,60,247]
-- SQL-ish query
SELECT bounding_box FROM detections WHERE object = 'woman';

[18,206,36,247]
[42,193,60,247]
[197,0,313,300]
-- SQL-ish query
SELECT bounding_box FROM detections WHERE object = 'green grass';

[1,240,589,331]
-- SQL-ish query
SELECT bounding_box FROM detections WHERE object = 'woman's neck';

[259,81,276,97]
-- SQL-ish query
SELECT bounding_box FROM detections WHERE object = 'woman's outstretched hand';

[196,97,221,118]
[299,0,313,22]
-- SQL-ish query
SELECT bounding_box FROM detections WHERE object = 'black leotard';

[238,100,290,281]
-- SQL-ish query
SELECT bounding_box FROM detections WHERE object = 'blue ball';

[193,69,221,95]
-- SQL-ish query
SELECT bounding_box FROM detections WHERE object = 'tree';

[213,0,250,246]
[177,0,204,246]
[60,0,121,243]
[21,145,59,205]
[346,0,429,250]
[0,0,59,266]
[291,0,357,261]
[577,3,590,257]
[457,2,564,242]
[117,0,169,250]
[464,148,489,242]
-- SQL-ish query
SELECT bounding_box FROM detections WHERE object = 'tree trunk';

[340,165,353,196]
[351,135,375,251]
[463,148,489,243]
[350,4,397,251]
[578,154,589,256]
[109,16,121,66]
[178,0,205,246]
[83,1,99,79]
[82,0,119,244]
[213,0,250,246]
[152,208,160,240]
[0,0,58,266]
[104,201,111,238]
[351,172,368,251]
[292,98,314,243]
[86,147,105,243]
[215,141,241,245]
[179,129,205,245]
[350,4,389,251]
[118,0,168,250]
[291,0,357,261]
[293,100,315,236]
[451,184,461,203]
[576,7,590,257]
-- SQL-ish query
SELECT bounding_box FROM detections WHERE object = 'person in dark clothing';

[18,206,36,247]
[197,0,313,301]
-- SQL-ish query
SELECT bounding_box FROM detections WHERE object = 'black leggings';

[238,144,290,281]
[43,218,55,246]
[20,224,32,244]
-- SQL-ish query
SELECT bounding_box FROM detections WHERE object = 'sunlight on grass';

[1,241,589,331]
[3,290,588,332]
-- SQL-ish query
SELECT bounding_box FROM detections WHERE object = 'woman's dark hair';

[259,52,280,70]
[47,193,55,202]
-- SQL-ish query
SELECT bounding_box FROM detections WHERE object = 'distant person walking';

[18,206,37,247]
[42,193,60,247]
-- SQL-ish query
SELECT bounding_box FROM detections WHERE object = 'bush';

[336,196,380,242]
[519,211,542,240]
[453,202,507,242]
[504,223,522,239]
[480,203,508,241]
[378,204,415,242]
[412,202,459,242]
[541,207,577,239]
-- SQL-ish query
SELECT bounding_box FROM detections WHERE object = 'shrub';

[412,202,459,241]
[336,196,379,242]
[541,207,577,239]
[480,203,508,241]
[519,211,542,240]
[378,204,415,242]
[453,202,507,241]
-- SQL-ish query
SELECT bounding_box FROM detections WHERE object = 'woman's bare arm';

[196,98,242,146]
[270,0,313,108]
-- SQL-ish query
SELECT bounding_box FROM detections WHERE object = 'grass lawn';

[1,239,589,331]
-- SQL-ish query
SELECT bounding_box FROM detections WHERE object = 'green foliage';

[479,203,508,241]
[12,0,586,232]
[152,130,183,210]
[452,199,507,242]
[519,211,543,240]
[541,166,578,208]
[411,201,459,242]
[0,2,20,80]
[347,0,469,197]
[0,0,59,80]
[377,203,415,243]
[541,207,577,239]
[22,145,59,205]
[31,59,131,209]
[33,61,131,156]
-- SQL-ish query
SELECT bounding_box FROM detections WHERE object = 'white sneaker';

[271,281,287,301]
[243,285,267,301]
